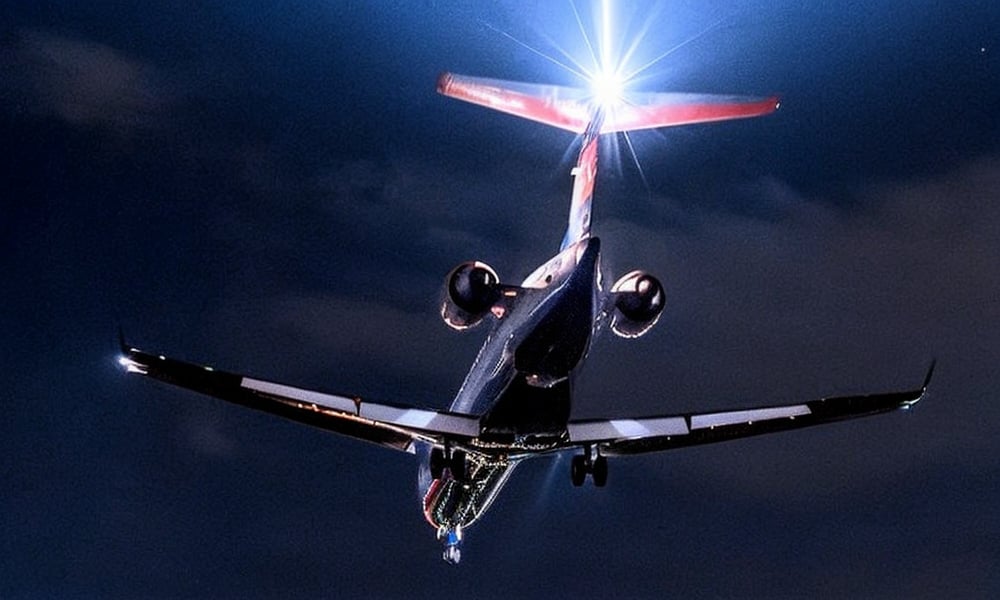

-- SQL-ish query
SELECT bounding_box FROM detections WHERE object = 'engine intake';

[441,261,500,330]
[609,270,665,338]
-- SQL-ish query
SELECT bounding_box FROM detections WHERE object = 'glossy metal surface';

[418,238,602,556]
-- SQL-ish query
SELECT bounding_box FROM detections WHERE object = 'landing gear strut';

[570,447,608,487]
[430,447,468,482]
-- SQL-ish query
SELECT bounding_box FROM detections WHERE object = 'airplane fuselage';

[421,237,602,553]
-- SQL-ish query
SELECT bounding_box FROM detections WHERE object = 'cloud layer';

[3,30,164,133]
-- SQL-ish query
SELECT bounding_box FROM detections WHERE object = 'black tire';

[571,455,587,487]
[451,450,467,482]
[430,448,446,480]
[592,456,608,488]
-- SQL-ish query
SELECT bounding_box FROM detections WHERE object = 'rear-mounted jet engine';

[608,270,665,338]
[441,261,500,330]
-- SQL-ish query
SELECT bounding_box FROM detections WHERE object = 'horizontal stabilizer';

[437,72,591,133]
[601,91,780,133]
[437,72,779,134]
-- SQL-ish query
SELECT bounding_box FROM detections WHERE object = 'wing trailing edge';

[567,362,934,456]
[117,341,481,453]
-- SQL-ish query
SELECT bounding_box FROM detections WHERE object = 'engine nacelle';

[441,261,500,330]
[609,270,665,338]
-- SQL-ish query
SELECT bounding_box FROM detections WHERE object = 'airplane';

[119,71,933,565]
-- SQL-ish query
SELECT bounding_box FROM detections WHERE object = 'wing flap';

[568,416,688,444]
[119,344,480,452]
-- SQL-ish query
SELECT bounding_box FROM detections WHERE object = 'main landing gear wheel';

[571,455,587,487]
[451,450,467,482]
[570,452,608,487]
[430,447,446,480]
[592,455,608,487]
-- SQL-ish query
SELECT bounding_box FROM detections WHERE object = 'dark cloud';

[2,30,166,133]
[581,154,1000,503]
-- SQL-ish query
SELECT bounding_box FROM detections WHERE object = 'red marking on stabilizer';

[603,96,781,133]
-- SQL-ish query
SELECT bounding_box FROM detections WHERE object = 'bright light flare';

[590,68,624,109]
[488,0,712,176]
[118,355,148,374]
[582,0,627,109]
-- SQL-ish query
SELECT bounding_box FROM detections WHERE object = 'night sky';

[3,1,1000,597]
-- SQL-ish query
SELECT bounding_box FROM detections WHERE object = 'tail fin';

[437,72,779,251]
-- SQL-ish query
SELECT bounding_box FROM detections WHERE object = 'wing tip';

[921,359,936,394]
[115,328,151,375]
[900,359,936,410]
[436,71,454,96]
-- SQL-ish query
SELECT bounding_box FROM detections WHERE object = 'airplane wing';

[566,363,934,456]
[118,341,480,454]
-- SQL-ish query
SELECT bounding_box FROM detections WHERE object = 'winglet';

[921,359,937,394]
[116,328,149,374]
[899,359,936,410]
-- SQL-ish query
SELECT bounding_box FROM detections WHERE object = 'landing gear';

[592,455,608,487]
[430,447,468,482]
[430,447,446,480]
[570,448,608,487]
[451,449,467,482]
[439,526,463,565]
[571,455,587,487]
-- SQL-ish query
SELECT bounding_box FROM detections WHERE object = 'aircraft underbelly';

[481,238,598,438]
[480,377,572,439]
[449,238,601,418]
[513,281,594,383]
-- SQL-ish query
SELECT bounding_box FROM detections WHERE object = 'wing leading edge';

[118,341,480,453]
[567,362,934,456]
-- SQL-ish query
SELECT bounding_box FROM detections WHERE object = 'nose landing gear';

[439,526,463,565]
[570,447,607,487]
